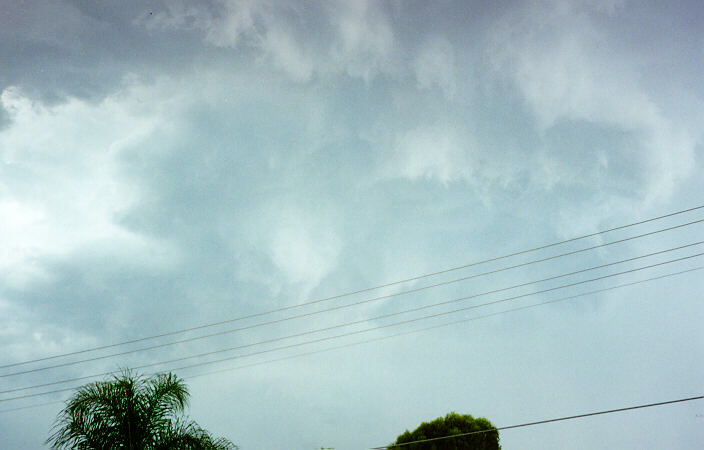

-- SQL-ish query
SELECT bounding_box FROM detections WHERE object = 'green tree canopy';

[47,370,236,450]
[392,412,500,450]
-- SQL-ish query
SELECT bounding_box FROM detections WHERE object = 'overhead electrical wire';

[1,265,701,414]
[184,266,703,382]
[2,220,703,379]
[3,220,701,378]
[2,205,702,371]
[1,237,701,382]
[127,250,704,372]
[1,266,701,412]
[0,400,64,414]
[370,395,704,448]
[2,250,701,403]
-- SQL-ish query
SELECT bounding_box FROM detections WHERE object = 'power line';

[370,395,704,448]
[145,250,704,373]
[3,248,702,395]
[183,266,704,380]
[3,223,702,379]
[3,205,701,370]
[0,400,64,413]
[8,265,694,395]
[2,251,701,402]
[2,265,701,414]
[2,238,700,383]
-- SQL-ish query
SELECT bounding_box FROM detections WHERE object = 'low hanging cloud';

[386,125,473,185]
[368,0,701,237]
[488,0,698,206]
[414,36,457,99]
[0,85,178,288]
[266,206,342,298]
[1,4,702,449]
[145,0,395,82]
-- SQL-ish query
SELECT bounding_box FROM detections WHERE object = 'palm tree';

[47,370,236,450]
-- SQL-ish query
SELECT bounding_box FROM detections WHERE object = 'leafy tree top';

[393,412,500,450]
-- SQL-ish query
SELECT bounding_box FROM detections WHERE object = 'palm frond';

[46,370,235,450]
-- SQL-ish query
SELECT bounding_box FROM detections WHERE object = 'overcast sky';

[1,1,703,449]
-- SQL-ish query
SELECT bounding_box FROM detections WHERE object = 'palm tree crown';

[47,370,236,450]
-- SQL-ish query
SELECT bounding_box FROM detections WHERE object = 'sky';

[0,0,703,448]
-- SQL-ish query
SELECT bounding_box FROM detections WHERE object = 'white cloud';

[386,126,473,185]
[489,0,698,205]
[0,199,48,284]
[414,37,456,99]
[0,294,101,365]
[325,0,395,81]
[0,84,178,287]
[204,0,257,47]
[144,0,395,83]
[267,206,341,298]
[584,0,627,16]
[260,26,315,82]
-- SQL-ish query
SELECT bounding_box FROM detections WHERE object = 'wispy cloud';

[1,2,702,449]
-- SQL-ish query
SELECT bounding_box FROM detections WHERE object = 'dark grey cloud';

[1,0,209,102]
[1,1,703,449]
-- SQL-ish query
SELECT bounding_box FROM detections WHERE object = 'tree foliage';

[47,370,236,450]
[392,412,500,450]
